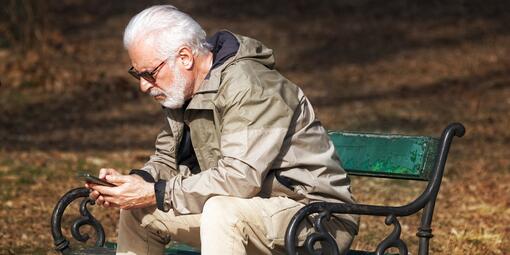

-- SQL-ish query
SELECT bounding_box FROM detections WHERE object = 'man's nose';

[139,78,153,93]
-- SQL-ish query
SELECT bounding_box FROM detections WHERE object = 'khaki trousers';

[116,196,356,255]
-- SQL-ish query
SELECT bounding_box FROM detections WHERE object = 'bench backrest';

[329,131,439,181]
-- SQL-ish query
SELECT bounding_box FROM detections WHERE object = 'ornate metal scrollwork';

[51,187,106,254]
[304,210,340,255]
[71,197,106,244]
[375,215,408,255]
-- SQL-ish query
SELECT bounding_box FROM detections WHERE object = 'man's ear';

[177,46,194,70]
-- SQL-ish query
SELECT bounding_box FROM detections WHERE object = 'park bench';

[51,122,465,255]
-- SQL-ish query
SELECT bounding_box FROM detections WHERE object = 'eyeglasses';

[128,60,166,83]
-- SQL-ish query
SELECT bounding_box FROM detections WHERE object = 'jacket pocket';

[140,214,172,244]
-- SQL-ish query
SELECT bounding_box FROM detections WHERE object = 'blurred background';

[0,0,508,254]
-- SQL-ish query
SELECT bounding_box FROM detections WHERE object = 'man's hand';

[87,168,156,209]
[86,168,121,207]
[90,174,156,209]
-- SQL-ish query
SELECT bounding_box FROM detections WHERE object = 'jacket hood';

[207,30,275,71]
[191,31,275,96]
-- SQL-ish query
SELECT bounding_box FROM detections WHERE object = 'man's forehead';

[128,39,161,71]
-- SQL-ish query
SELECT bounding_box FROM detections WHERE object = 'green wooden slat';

[102,242,201,255]
[160,247,394,255]
[78,245,391,255]
[164,248,393,255]
[329,131,439,180]
[347,250,398,255]
[71,247,115,255]
[164,242,200,255]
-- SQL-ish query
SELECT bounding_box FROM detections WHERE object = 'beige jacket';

[139,31,357,225]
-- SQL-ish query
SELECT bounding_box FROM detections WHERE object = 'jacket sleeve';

[160,83,297,214]
[136,120,179,182]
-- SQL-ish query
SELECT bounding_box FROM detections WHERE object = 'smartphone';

[77,173,116,187]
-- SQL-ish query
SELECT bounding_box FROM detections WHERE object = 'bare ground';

[0,1,509,254]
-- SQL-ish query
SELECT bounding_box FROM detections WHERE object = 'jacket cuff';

[129,169,156,183]
[155,180,169,212]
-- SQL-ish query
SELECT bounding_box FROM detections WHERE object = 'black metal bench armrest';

[285,202,412,255]
[51,187,106,254]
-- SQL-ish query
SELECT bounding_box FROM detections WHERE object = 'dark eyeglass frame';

[128,60,166,83]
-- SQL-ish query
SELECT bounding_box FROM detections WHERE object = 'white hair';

[123,5,211,59]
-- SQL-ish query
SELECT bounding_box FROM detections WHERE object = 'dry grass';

[0,1,509,254]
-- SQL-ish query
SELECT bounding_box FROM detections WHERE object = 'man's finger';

[89,190,100,200]
[103,196,121,207]
[96,195,105,206]
[99,168,114,179]
[104,200,120,208]
[105,174,131,184]
[99,168,107,179]
[92,185,118,196]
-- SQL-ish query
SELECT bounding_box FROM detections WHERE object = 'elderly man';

[87,5,358,255]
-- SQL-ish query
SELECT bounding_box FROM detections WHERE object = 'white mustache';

[148,87,166,97]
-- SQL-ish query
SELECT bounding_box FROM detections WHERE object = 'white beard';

[148,67,188,109]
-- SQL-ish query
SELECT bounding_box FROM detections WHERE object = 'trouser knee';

[119,207,171,245]
[201,196,244,229]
